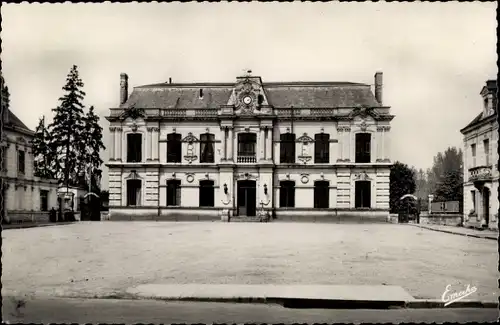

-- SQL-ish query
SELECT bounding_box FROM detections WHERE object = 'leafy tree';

[414,168,430,210]
[79,105,106,193]
[47,65,86,187]
[389,161,417,213]
[32,116,55,178]
[431,147,463,203]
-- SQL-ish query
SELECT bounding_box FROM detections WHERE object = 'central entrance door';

[237,180,256,217]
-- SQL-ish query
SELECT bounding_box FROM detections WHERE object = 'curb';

[412,225,498,241]
[2,222,76,230]
[122,295,498,309]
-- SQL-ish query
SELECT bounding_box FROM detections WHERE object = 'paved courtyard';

[2,222,498,302]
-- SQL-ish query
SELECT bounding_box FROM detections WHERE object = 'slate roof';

[123,81,381,109]
[4,109,33,133]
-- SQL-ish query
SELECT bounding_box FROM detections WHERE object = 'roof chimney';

[169,77,172,84]
[374,72,383,105]
[120,73,128,105]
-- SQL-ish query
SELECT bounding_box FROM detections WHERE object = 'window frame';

[237,133,257,157]
[280,133,296,164]
[200,133,215,163]
[17,149,25,174]
[314,133,330,164]
[40,189,49,211]
[167,133,182,163]
[126,179,142,206]
[355,133,371,163]
[126,133,143,163]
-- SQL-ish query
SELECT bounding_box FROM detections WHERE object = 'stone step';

[229,216,269,223]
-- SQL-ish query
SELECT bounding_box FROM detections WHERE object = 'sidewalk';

[412,224,498,240]
[126,284,497,309]
[2,222,76,230]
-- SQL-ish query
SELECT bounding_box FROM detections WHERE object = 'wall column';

[227,127,234,162]
[266,127,272,161]
[381,127,385,161]
[259,127,265,161]
[376,128,382,161]
[337,128,343,161]
[115,127,122,161]
[146,127,153,160]
[384,127,391,161]
[152,128,159,161]
[222,127,227,161]
[109,127,116,160]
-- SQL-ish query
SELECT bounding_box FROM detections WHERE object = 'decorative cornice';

[337,127,351,132]
[377,126,391,132]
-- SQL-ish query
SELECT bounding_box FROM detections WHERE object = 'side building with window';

[106,72,394,221]
[460,79,498,230]
[0,106,59,223]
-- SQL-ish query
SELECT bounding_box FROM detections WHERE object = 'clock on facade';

[243,95,253,105]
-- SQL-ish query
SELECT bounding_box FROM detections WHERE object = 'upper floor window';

[238,133,256,156]
[18,150,25,174]
[471,143,476,167]
[484,139,490,166]
[355,133,371,163]
[280,133,296,164]
[200,133,215,163]
[127,134,142,163]
[314,133,330,163]
[279,180,295,208]
[167,133,182,163]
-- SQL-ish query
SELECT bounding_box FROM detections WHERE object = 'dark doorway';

[237,180,256,216]
[355,133,371,163]
[483,187,490,226]
[0,181,6,224]
[127,179,142,206]
[355,181,371,208]
[314,181,329,209]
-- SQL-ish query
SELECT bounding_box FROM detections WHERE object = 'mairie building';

[106,71,394,221]
[461,79,498,230]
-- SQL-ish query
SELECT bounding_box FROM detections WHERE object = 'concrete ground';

[2,222,498,302]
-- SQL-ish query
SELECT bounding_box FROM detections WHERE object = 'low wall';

[274,209,389,223]
[109,207,220,221]
[420,214,462,226]
[5,211,50,224]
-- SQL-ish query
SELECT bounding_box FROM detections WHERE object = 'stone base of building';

[463,216,498,230]
[108,207,389,223]
[3,211,51,224]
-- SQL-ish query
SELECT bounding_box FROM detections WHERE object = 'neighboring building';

[0,107,59,223]
[461,79,498,230]
[106,71,394,221]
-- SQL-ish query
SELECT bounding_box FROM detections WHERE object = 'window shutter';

[175,181,181,206]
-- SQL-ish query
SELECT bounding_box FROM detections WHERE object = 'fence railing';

[431,201,461,214]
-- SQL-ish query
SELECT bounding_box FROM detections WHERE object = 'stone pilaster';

[152,128,159,161]
[117,127,123,161]
[337,128,343,162]
[266,127,272,161]
[146,127,153,161]
[259,127,266,161]
[109,127,116,161]
[227,127,234,162]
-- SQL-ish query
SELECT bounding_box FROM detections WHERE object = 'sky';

[2,2,497,189]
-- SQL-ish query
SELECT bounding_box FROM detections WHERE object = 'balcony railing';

[469,165,492,182]
[237,154,257,163]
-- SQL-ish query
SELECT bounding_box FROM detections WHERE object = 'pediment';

[348,105,380,120]
[125,170,141,180]
[354,171,372,181]
[227,75,271,116]
[181,132,199,143]
[296,133,314,143]
[119,105,145,121]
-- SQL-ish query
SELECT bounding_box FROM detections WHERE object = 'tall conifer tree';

[32,116,55,178]
[47,65,86,187]
[80,105,106,193]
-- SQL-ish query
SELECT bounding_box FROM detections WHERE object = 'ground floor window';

[471,190,476,211]
[314,181,329,209]
[279,181,295,208]
[167,179,181,206]
[127,179,141,206]
[355,181,371,208]
[40,190,49,211]
[199,180,214,207]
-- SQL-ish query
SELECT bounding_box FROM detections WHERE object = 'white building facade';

[461,79,498,230]
[106,72,394,221]
[0,108,59,223]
